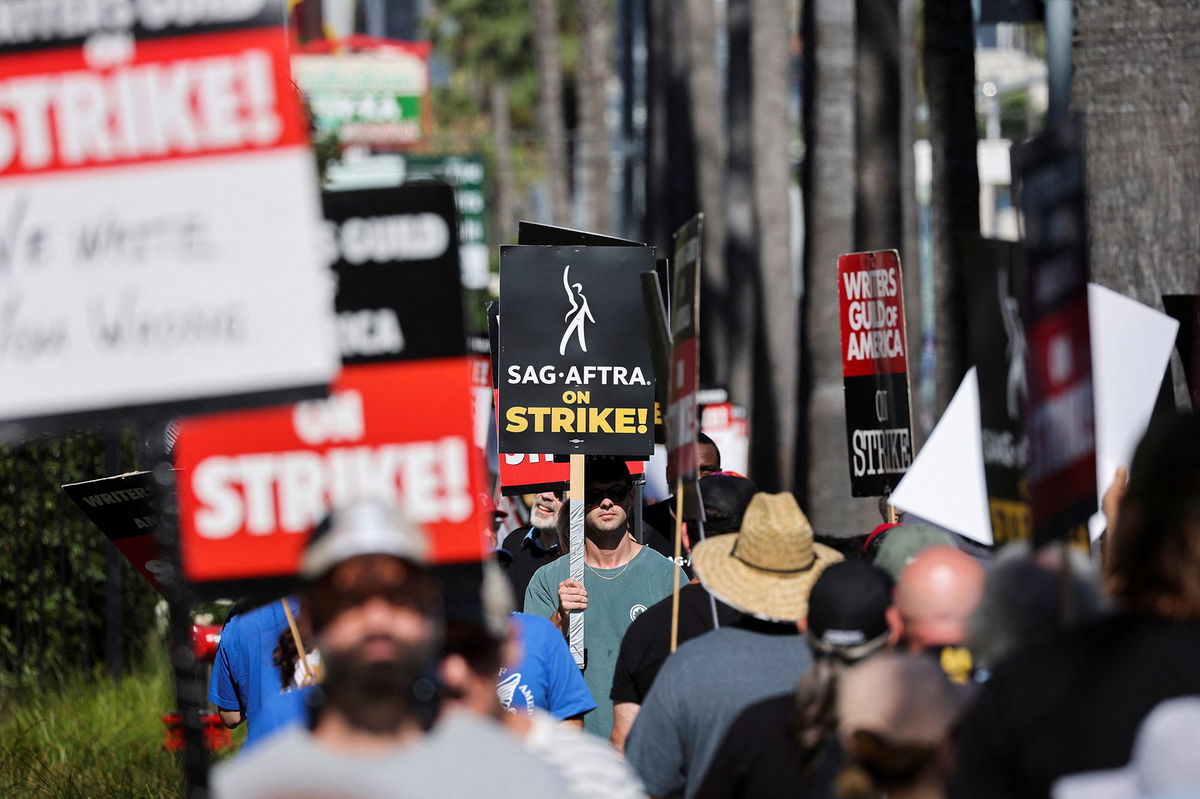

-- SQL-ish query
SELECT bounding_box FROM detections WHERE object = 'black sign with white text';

[498,245,657,457]
[323,184,465,365]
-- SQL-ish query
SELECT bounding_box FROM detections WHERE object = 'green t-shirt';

[524,546,680,738]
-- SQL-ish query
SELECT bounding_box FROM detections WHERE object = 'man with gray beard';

[501,490,564,610]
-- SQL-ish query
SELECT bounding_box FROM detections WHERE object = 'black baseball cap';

[806,560,894,660]
[699,473,758,535]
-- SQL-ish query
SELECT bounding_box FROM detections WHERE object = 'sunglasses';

[585,482,631,506]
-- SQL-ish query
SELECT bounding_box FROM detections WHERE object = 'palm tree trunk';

[490,81,516,245]
[924,0,979,413]
[531,0,570,224]
[683,0,728,390]
[749,0,797,491]
[1073,0,1200,406]
[578,0,613,233]
[802,0,879,532]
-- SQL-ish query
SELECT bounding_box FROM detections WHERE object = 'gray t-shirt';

[624,626,813,798]
[524,545,679,738]
[212,711,567,799]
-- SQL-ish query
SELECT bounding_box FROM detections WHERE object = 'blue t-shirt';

[498,612,595,721]
[208,597,310,749]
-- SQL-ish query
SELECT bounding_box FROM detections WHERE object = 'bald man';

[889,546,985,683]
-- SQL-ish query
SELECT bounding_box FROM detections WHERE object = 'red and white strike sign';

[176,359,487,585]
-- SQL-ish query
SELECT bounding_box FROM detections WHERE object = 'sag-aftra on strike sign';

[838,250,914,497]
[498,245,656,458]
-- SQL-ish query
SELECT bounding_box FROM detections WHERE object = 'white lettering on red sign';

[190,436,474,539]
[0,49,281,174]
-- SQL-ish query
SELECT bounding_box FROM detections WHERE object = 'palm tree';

[1073,0,1199,405]
[531,0,571,225]
[577,0,613,232]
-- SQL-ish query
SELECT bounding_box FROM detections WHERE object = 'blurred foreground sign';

[63,471,164,594]
[0,5,339,440]
[1012,121,1095,548]
[175,359,487,593]
[837,250,914,497]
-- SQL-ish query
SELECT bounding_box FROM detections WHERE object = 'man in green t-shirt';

[525,458,679,739]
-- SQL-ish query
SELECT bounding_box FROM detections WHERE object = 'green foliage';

[0,645,243,798]
[0,430,160,693]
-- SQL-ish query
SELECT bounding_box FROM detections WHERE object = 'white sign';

[0,19,339,437]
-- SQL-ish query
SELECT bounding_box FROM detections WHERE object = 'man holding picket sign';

[524,458,678,739]
[499,241,673,739]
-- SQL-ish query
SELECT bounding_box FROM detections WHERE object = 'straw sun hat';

[691,492,843,623]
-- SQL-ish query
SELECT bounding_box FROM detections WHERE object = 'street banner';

[0,4,340,441]
[405,154,490,292]
[498,245,657,458]
[323,184,465,365]
[963,237,1030,546]
[175,358,486,592]
[669,215,703,517]
[1012,121,1095,548]
[63,471,165,594]
[291,41,430,149]
[837,250,914,497]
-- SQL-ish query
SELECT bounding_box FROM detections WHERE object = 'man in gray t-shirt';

[624,492,842,798]
[524,458,679,740]
[213,500,565,799]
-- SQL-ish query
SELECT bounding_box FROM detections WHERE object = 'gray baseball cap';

[301,500,429,580]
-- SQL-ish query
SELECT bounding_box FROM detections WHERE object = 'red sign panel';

[176,358,486,584]
[837,250,914,497]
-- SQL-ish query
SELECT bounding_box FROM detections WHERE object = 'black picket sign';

[498,245,657,457]
[323,184,466,366]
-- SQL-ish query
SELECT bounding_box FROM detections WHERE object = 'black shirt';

[610,581,742,704]
[499,526,561,612]
[951,612,1200,799]
[694,692,842,799]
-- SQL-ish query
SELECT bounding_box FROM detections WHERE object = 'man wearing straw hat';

[625,492,843,799]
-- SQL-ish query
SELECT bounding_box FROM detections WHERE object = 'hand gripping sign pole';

[568,454,587,668]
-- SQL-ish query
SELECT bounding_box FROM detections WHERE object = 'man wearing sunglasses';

[524,458,680,740]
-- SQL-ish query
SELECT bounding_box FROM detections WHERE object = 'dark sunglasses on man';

[585,482,631,506]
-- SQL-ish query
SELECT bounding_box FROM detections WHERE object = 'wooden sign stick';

[281,599,314,683]
[568,454,586,669]
[670,476,684,653]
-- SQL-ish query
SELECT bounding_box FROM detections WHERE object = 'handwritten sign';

[0,4,338,438]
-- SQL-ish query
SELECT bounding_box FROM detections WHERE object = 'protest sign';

[837,250,914,497]
[1012,121,1095,548]
[0,4,340,441]
[669,215,703,511]
[498,448,645,496]
[323,184,465,365]
[175,358,486,593]
[405,154,489,291]
[642,271,671,445]
[891,285,1178,546]
[1161,295,1198,409]
[963,237,1031,546]
[63,471,165,594]
[517,221,645,247]
[497,245,657,458]
[291,42,430,149]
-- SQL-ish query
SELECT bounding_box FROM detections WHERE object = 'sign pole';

[670,477,684,652]
[145,422,208,797]
[568,454,587,669]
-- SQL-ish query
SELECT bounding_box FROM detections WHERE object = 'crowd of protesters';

[209,412,1200,799]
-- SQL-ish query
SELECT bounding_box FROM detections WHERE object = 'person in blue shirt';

[498,612,595,725]
[209,596,313,749]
